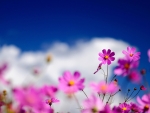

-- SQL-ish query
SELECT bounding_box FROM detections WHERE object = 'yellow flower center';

[122,107,127,111]
[144,104,149,111]
[91,107,98,113]
[124,63,130,69]
[101,85,107,91]
[130,54,133,57]
[104,55,109,60]
[48,99,51,103]
[68,80,75,86]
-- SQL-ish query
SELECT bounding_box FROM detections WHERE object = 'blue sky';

[0,1,150,87]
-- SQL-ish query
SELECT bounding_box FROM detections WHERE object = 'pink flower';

[58,71,85,94]
[98,49,115,65]
[128,70,141,83]
[137,94,150,113]
[114,58,139,76]
[148,49,150,62]
[82,95,104,113]
[90,81,119,94]
[40,85,58,98]
[122,46,140,61]
[13,87,44,110]
[45,97,59,106]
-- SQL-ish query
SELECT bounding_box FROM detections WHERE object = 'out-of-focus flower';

[99,104,113,113]
[118,103,130,113]
[130,102,142,113]
[93,63,102,74]
[98,49,115,65]
[82,95,104,113]
[137,94,150,113]
[58,71,85,94]
[128,70,141,83]
[148,49,150,62]
[122,46,140,61]
[112,106,122,113]
[40,85,58,98]
[90,81,108,94]
[90,81,119,94]
[45,98,59,106]
[108,81,120,94]
[13,87,44,111]
[0,63,10,85]
[114,58,138,76]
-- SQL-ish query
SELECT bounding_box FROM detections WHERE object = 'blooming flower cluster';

[114,46,141,83]
[0,46,150,113]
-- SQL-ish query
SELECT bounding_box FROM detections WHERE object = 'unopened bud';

[140,69,146,75]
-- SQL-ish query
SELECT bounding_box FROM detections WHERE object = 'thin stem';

[127,89,141,102]
[102,94,105,102]
[101,68,106,75]
[101,68,106,81]
[125,89,135,102]
[107,95,112,103]
[106,65,108,83]
[98,93,101,98]
[124,89,130,101]
[82,90,88,99]
[110,75,116,82]
[112,89,121,96]
[73,93,82,109]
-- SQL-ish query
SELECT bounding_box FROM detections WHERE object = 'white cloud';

[0,38,130,113]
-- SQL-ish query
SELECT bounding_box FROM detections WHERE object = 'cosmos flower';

[40,85,58,98]
[82,95,104,113]
[45,97,59,106]
[137,94,150,113]
[130,103,142,113]
[114,58,139,76]
[13,87,44,111]
[122,46,140,61]
[118,103,130,113]
[90,81,119,94]
[98,49,115,65]
[58,71,85,94]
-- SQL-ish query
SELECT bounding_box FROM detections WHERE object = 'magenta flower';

[99,104,113,113]
[45,97,59,106]
[128,70,141,83]
[148,49,150,62]
[58,71,85,94]
[137,94,150,113]
[118,103,130,113]
[98,49,115,65]
[130,103,142,113]
[114,58,139,76]
[122,46,140,61]
[82,95,104,113]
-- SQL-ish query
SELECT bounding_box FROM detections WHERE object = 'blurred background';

[0,0,150,112]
